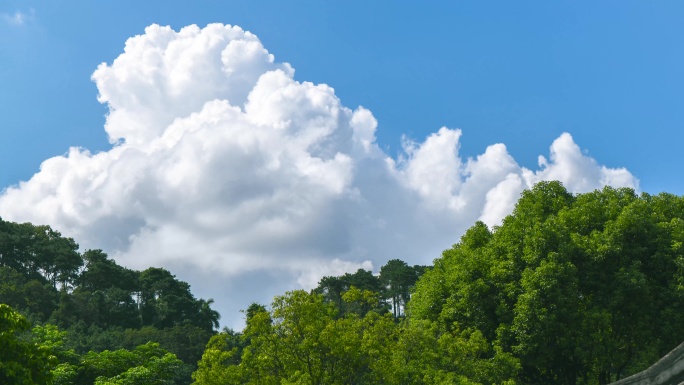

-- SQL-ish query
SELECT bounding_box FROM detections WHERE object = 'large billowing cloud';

[0,24,638,327]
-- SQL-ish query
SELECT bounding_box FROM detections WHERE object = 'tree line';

[0,218,220,384]
[193,182,684,385]
[0,216,425,385]
[3,181,684,384]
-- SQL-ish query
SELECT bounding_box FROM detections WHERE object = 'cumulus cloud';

[0,23,639,328]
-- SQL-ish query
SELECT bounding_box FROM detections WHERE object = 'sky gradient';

[1,1,682,327]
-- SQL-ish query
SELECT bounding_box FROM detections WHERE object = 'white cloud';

[1,9,33,26]
[0,23,639,328]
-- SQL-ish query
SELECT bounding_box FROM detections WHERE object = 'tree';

[121,324,213,368]
[139,267,218,331]
[0,219,36,276]
[0,217,219,382]
[379,259,424,318]
[196,298,221,332]
[71,250,141,329]
[409,182,684,385]
[380,319,518,385]
[89,342,189,385]
[315,275,347,312]
[0,304,57,385]
[193,290,399,385]
[31,225,82,290]
[32,324,81,385]
[79,250,138,293]
[0,266,57,322]
[315,268,387,316]
[70,342,188,385]
[191,329,245,385]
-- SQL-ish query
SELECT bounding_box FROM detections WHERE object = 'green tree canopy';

[193,290,399,385]
[410,182,684,385]
[379,259,425,318]
[0,304,57,385]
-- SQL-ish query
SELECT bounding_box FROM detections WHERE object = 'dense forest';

[0,218,220,384]
[2,181,684,384]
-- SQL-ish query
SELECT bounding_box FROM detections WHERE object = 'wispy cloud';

[1,9,34,26]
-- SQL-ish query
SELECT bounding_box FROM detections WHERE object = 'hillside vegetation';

[193,182,684,385]
[0,219,219,384]
[2,181,684,384]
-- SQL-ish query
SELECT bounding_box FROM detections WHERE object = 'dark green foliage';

[0,266,58,321]
[0,217,219,384]
[315,268,389,316]
[244,302,267,322]
[120,325,213,367]
[314,263,427,319]
[0,220,40,277]
[0,220,82,290]
[139,268,193,329]
[0,217,219,331]
[379,259,426,318]
[79,249,139,293]
[32,226,82,290]
[138,268,219,332]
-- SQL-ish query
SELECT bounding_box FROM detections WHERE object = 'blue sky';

[1,1,682,326]
[2,1,683,194]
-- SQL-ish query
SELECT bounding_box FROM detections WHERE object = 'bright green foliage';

[92,350,187,385]
[193,290,399,385]
[62,341,190,385]
[193,288,517,385]
[52,363,80,385]
[0,304,57,385]
[191,183,684,384]
[385,320,518,385]
[191,329,246,385]
[410,182,684,385]
[32,324,80,364]
[27,320,193,385]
